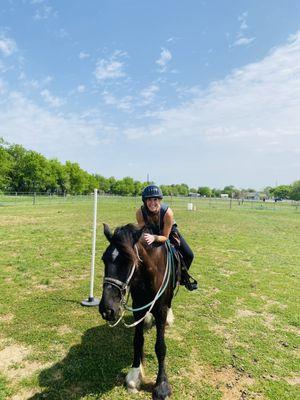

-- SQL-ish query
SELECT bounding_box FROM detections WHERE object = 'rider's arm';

[152,208,174,244]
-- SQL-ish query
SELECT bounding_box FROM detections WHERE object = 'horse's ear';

[133,228,143,244]
[103,223,113,242]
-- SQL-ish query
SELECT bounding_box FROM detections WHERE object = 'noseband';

[103,263,136,299]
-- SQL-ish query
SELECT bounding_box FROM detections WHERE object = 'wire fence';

[0,192,299,213]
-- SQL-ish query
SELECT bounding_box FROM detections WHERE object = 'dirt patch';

[285,376,300,386]
[285,325,300,336]
[0,313,14,322]
[6,360,46,380]
[210,324,234,343]
[0,342,48,382]
[10,388,39,400]
[57,325,73,335]
[210,299,221,309]
[0,215,42,226]
[219,268,236,277]
[166,329,184,342]
[182,361,262,400]
[261,313,275,331]
[236,309,258,318]
[34,284,56,291]
[0,344,30,370]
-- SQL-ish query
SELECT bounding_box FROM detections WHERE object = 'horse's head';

[99,223,143,322]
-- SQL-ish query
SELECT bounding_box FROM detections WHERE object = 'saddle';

[167,242,198,291]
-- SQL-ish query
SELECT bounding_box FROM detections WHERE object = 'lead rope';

[122,251,170,328]
[108,243,171,328]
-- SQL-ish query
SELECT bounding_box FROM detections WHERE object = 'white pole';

[81,188,100,306]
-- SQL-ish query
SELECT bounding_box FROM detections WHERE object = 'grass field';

[0,198,299,400]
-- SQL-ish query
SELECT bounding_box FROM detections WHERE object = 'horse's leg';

[152,306,172,400]
[166,308,174,327]
[125,315,145,393]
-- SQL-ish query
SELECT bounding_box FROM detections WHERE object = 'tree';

[95,174,110,193]
[113,177,135,196]
[197,186,212,197]
[48,159,70,193]
[65,161,89,194]
[222,185,236,198]
[211,188,221,197]
[290,180,300,201]
[270,185,291,199]
[0,138,13,191]
[7,145,52,192]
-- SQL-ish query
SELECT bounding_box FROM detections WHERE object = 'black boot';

[180,268,198,291]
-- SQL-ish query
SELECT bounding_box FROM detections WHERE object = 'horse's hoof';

[152,381,172,399]
[125,365,144,392]
[166,308,174,327]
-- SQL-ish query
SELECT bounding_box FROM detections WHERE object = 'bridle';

[102,243,172,328]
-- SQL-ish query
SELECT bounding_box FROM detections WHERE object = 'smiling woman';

[136,185,197,290]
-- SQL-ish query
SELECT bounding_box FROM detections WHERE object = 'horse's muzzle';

[100,308,115,321]
[99,301,120,322]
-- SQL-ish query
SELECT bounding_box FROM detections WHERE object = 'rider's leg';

[177,233,194,270]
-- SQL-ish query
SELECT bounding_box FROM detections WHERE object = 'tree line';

[1,138,299,199]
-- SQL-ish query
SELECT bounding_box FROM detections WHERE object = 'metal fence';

[0,192,299,212]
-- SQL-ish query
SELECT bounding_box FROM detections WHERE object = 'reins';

[104,242,174,328]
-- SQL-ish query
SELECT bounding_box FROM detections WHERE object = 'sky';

[1,1,300,190]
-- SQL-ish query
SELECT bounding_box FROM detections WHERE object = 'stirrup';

[184,278,198,291]
[180,269,198,291]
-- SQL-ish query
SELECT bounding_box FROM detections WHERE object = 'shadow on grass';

[28,323,139,399]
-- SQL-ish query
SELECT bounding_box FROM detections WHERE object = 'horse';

[99,223,175,400]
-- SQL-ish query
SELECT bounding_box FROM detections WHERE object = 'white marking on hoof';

[166,308,174,327]
[125,365,144,392]
[144,312,154,330]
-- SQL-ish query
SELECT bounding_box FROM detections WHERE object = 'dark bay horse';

[99,223,175,399]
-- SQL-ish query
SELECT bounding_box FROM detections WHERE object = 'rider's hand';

[144,233,155,245]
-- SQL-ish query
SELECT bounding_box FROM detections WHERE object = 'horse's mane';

[111,223,142,264]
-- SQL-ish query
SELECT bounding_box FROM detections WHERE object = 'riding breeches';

[176,231,194,270]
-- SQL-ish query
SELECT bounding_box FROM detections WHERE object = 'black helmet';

[142,185,163,202]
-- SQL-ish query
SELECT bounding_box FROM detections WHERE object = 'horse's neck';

[137,243,166,290]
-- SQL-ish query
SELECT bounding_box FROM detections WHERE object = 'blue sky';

[1,1,300,189]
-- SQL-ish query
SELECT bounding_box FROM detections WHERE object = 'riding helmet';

[142,185,163,202]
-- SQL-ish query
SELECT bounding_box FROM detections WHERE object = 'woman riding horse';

[99,223,175,399]
[136,185,197,291]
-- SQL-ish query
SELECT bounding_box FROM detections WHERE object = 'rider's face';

[146,197,161,213]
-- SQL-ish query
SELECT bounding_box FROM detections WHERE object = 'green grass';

[0,199,299,399]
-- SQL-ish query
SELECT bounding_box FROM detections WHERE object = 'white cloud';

[102,91,133,112]
[233,11,255,47]
[79,51,90,59]
[140,84,159,104]
[0,92,116,157]
[33,4,58,20]
[0,36,17,57]
[94,51,127,81]
[125,31,300,159]
[234,37,255,46]
[156,48,172,72]
[21,75,53,89]
[40,89,64,107]
[238,12,248,30]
